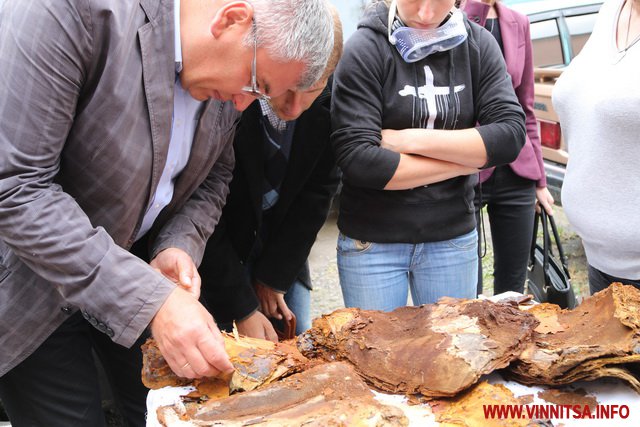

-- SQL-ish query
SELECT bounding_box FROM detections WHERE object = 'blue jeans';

[284,278,311,334]
[337,230,478,311]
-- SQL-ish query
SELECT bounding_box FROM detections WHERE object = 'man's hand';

[150,287,234,379]
[237,310,279,342]
[254,280,294,322]
[150,248,201,298]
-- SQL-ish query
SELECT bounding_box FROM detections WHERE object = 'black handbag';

[525,210,577,309]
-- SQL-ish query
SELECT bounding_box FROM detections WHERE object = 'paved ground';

[308,210,343,319]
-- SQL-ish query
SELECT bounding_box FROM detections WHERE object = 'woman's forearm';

[384,154,478,190]
[381,127,488,168]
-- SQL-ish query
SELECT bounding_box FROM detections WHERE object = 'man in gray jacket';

[0,0,334,425]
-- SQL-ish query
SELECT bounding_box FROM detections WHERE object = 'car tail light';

[538,119,561,150]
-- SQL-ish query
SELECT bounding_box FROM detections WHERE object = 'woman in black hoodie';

[331,0,525,310]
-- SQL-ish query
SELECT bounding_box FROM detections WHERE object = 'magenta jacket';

[464,1,546,187]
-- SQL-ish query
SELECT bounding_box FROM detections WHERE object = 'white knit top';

[553,0,640,280]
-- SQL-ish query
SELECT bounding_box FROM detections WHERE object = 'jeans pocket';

[337,233,374,255]
[447,229,478,250]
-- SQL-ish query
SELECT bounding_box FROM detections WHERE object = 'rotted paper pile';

[143,283,640,426]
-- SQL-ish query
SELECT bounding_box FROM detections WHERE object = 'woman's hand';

[535,186,555,215]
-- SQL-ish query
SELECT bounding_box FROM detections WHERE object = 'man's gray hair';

[246,0,334,89]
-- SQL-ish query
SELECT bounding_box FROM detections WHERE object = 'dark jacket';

[331,1,526,243]
[200,86,339,323]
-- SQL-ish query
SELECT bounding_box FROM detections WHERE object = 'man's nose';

[233,94,257,112]
[284,93,304,119]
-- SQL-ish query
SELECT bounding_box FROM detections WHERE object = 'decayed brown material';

[430,381,530,427]
[297,299,539,398]
[509,283,640,392]
[141,332,308,393]
[537,388,599,408]
[156,362,409,427]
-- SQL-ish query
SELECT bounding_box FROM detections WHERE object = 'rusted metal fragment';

[510,283,640,392]
[141,333,307,394]
[298,299,538,398]
[156,362,409,427]
[141,339,192,389]
[429,381,530,427]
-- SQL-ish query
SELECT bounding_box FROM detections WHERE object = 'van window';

[530,19,563,67]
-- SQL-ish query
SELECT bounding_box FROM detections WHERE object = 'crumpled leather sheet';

[141,333,308,394]
[509,283,640,391]
[297,299,539,398]
[537,388,598,408]
[156,362,409,427]
[430,381,530,427]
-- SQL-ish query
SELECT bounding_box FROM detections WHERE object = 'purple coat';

[464,1,546,187]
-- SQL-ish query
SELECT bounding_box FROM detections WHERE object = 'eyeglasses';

[241,20,271,101]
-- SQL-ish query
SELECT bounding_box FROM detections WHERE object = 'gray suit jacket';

[0,0,240,375]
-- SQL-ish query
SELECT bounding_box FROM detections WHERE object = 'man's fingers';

[177,256,194,288]
[179,271,192,288]
[177,261,202,298]
[179,362,195,378]
[198,334,234,374]
[151,288,232,378]
[276,300,293,321]
[262,300,279,319]
[265,323,279,343]
[190,271,202,298]
[270,301,282,319]
[167,333,233,378]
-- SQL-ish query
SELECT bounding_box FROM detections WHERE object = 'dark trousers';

[588,265,640,295]
[0,312,149,427]
[474,166,537,295]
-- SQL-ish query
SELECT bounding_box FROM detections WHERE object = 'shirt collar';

[259,99,291,133]
[174,0,183,73]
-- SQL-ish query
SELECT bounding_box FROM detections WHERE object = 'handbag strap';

[529,211,540,265]
[546,211,571,279]
[529,210,571,280]
[541,211,551,273]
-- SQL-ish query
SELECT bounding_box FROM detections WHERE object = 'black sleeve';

[471,26,526,168]
[330,30,400,190]
[198,216,259,324]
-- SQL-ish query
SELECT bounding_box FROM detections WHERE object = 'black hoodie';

[331,2,526,243]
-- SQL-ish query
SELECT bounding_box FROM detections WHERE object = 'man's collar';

[259,99,290,133]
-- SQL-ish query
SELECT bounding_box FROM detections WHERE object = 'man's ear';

[210,1,254,38]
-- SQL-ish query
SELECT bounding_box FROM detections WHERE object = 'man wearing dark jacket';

[199,9,343,340]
